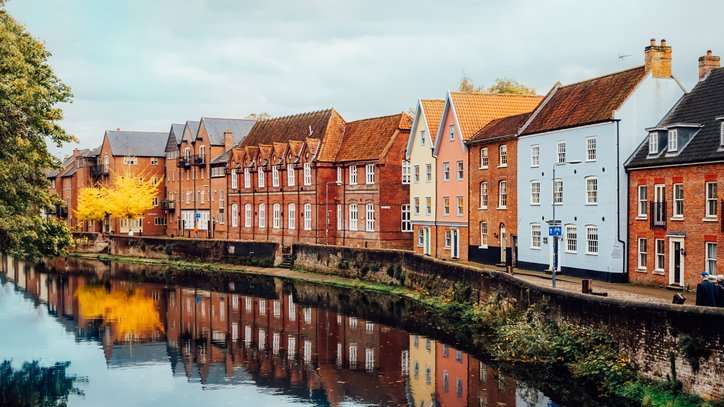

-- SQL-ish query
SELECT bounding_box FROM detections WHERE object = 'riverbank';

[67,251,723,406]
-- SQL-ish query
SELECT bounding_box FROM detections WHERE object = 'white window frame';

[556,142,566,164]
[365,164,375,184]
[272,166,279,187]
[444,230,451,248]
[443,162,450,181]
[402,161,411,184]
[705,182,718,218]
[655,239,665,272]
[336,203,342,230]
[244,168,251,188]
[200,190,205,204]
[479,222,488,248]
[303,162,312,186]
[231,204,238,227]
[480,148,489,169]
[304,203,312,230]
[530,181,540,205]
[425,164,432,183]
[417,229,424,247]
[498,145,507,167]
[244,204,252,228]
[336,166,343,184]
[456,160,464,180]
[425,197,432,215]
[648,133,658,154]
[480,182,488,209]
[401,204,411,232]
[420,130,426,145]
[259,203,265,228]
[456,196,463,216]
[287,164,295,186]
[673,183,684,218]
[448,125,455,141]
[586,177,598,205]
[667,129,678,152]
[637,238,647,270]
[273,203,280,229]
[349,166,357,185]
[565,224,577,253]
[586,225,599,255]
[638,185,648,218]
[288,204,296,229]
[721,121,724,147]
[365,203,375,231]
[414,197,420,214]
[498,180,507,209]
[531,223,541,249]
[413,165,420,183]
[530,145,540,167]
[553,179,563,205]
[586,137,597,161]
[705,242,717,275]
[443,197,450,216]
[231,170,238,189]
[349,204,358,231]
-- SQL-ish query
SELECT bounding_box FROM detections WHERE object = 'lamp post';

[325,181,341,245]
[550,160,581,288]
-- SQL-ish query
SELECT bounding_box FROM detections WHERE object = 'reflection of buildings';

[2,256,554,406]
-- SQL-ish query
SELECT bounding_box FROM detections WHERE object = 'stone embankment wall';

[109,235,280,267]
[293,243,724,400]
[71,232,109,253]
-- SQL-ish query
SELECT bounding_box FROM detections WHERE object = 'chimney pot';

[661,39,666,46]
[644,38,672,79]
[116,128,120,131]
[698,49,720,81]
[707,50,713,56]
[650,38,656,46]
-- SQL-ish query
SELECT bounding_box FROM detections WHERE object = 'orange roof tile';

[420,99,444,143]
[335,113,412,162]
[449,92,543,140]
[522,66,647,135]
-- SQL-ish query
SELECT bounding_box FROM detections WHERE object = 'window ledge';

[636,216,648,221]
[480,167,488,170]
[670,216,684,221]
[497,165,508,168]
[653,269,665,275]
[586,253,599,256]
[497,207,507,210]
[530,203,540,206]
[479,207,488,210]
[531,246,541,250]
[585,203,598,206]
[636,268,647,273]
[702,217,719,222]
[478,245,488,249]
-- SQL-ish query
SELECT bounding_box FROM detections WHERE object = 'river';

[0,256,579,406]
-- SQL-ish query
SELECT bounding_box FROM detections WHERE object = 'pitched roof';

[627,67,724,168]
[239,109,346,162]
[166,123,185,152]
[199,118,256,146]
[210,149,232,165]
[522,66,647,135]
[420,99,445,142]
[335,113,412,162]
[469,112,532,143]
[106,130,168,157]
[181,121,200,144]
[449,92,542,140]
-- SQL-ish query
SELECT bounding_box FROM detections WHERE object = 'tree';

[458,73,485,93]
[245,112,271,120]
[0,2,74,258]
[486,78,536,95]
[0,360,84,407]
[102,167,162,222]
[75,186,107,223]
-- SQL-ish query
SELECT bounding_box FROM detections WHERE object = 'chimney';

[224,130,234,150]
[72,148,80,158]
[698,50,720,81]
[644,38,672,79]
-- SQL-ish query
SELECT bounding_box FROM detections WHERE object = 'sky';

[7,0,724,158]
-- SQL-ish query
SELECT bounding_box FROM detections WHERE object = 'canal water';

[0,256,570,407]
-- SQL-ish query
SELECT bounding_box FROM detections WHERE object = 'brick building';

[96,130,168,235]
[466,112,532,265]
[625,56,724,288]
[162,123,185,236]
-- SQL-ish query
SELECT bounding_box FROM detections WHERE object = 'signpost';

[548,225,562,237]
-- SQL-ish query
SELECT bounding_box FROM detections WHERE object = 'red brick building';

[625,58,723,288]
[162,123,185,237]
[466,112,532,266]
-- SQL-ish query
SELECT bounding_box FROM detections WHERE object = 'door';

[424,227,431,255]
[451,229,459,259]
[500,224,507,263]
[669,238,684,286]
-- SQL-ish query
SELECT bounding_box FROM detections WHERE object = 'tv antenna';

[618,54,632,60]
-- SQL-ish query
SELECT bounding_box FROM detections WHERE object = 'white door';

[500,224,507,263]
[424,227,431,255]
[669,238,685,287]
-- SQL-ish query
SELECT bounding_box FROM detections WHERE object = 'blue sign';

[195,213,201,219]
[549,226,562,237]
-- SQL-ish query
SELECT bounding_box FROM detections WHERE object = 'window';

[586,225,598,255]
[668,129,678,152]
[443,197,450,215]
[349,166,357,185]
[480,148,489,169]
[531,145,540,167]
[638,238,647,270]
[150,158,158,165]
[153,197,159,206]
[349,204,358,231]
[556,142,566,163]
[153,217,166,226]
[648,133,658,154]
[705,182,718,218]
[185,191,191,205]
[231,204,238,227]
[244,168,251,188]
[199,190,205,204]
[655,239,665,271]
[304,203,312,230]
[425,164,432,182]
[586,137,597,161]
[498,181,507,208]
[721,122,724,147]
[638,185,648,218]
[673,184,684,217]
[303,163,311,185]
[456,160,464,180]
[402,205,411,232]
[449,125,455,141]
[414,197,420,214]
[414,165,420,183]
[273,204,280,229]
[420,130,426,145]
[200,168,205,179]
[531,223,541,249]
[336,166,343,184]
[499,145,507,167]
[565,225,577,253]
[402,161,411,184]
[706,243,717,275]
[218,191,224,209]
[231,170,238,189]
[530,181,540,205]
[554,179,563,204]
[426,197,432,215]
[444,230,451,248]
[288,204,296,229]
[287,164,295,186]
[456,196,463,216]
[257,167,264,187]
[123,156,138,165]
[480,182,488,209]
[418,229,424,247]
[272,166,279,187]
[245,204,252,227]
[586,177,598,204]
[365,164,375,184]
[365,204,375,231]
[479,222,488,248]
[443,162,450,181]
[259,204,265,228]
[336,204,342,230]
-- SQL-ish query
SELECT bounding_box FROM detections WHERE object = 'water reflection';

[1,256,559,406]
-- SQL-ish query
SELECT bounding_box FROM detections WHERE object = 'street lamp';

[550,159,582,288]
[325,180,342,245]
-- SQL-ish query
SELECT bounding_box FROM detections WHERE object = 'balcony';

[177,156,191,168]
[191,155,206,167]
[161,200,175,211]
[53,205,68,218]
[650,202,666,229]
[90,165,109,178]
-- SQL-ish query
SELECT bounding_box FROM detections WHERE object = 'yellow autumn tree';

[76,285,164,338]
[103,167,162,222]
[75,186,107,222]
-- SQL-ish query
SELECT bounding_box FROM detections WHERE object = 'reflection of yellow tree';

[75,285,164,338]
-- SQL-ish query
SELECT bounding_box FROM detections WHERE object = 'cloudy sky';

[7,0,724,157]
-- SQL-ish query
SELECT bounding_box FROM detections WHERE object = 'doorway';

[500,223,507,263]
[424,227,431,255]
[669,238,685,287]
[451,229,459,259]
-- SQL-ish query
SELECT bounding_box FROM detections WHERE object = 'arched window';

[244,204,252,227]
[259,203,266,228]
[231,204,238,227]
[288,204,296,229]
[304,203,312,230]
[273,204,281,229]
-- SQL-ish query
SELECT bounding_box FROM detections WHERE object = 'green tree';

[0,1,74,258]
[486,77,536,95]
[244,112,271,120]
[0,360,85,407]
[458,73,485,93]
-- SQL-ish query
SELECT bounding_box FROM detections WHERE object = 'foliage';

[13,219,73,259]
[74,186,106,222]
[0,360,84,407]
[75,285,164,337]
[0,3,74,258]
[244,112,271,120]
[458,73,485,92]
[103,167,162,220]
[458,74,536,95]
[678,334,711,372]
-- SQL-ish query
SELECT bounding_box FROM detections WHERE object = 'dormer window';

[420,130,426,146]
[667,129,678,152]
[648,133,658,154]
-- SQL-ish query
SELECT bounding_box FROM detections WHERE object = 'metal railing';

[161,200,175,211]
[177,157,191,168]
[90,165,109,178]
[191,155,206,166]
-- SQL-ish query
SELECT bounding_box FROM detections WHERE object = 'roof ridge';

[106,130,166,134]
[201,117,256,121]
[347,112,405,123]
[256,109,334,123]
[559,65,646,88]
[449,91,542,98]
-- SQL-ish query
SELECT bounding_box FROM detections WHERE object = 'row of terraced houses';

[47,39,722,289]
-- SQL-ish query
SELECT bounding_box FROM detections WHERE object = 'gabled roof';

[468,112,532,144]
[627,67,724,168]
[210,149,232,165]
[181,121,200,144]
[420,99,445,143]
[239,109,346,162]
[106,130,168,157]
[448,92,542,140]
[198,118,256,146]
[166,123,185,152]
[335,113,412,162]
[522,66,648,135]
